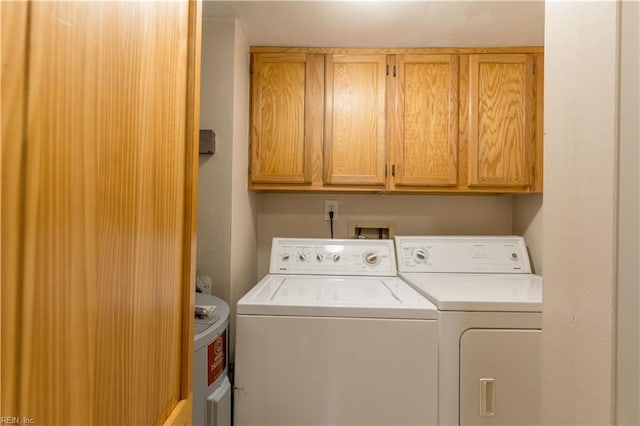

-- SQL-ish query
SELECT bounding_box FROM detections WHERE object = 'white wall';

[198,19,235,302]
[257,193,514,276]
[543,2,619,424]
[228,22,259,352]
[198,18,258,357]
[617,1,640,424]
[513,194,543,274]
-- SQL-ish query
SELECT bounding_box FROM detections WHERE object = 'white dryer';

[395,236,542,426]
[234,238,438,426]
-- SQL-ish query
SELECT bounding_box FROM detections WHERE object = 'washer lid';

[399,272,542,312]
[237,275,437,319]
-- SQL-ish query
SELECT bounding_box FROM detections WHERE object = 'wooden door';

[1,1,201,424]
[467,54,536,188]
[324,54,387,187]
[393,54,458,187]
[250,53,323,186]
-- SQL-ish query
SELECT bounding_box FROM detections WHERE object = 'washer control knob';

[364,251,379,266]
[413,248,429,263]
[332,254,341,263]
[510,252,519,261]
[281,253,290,261]
[298,253,307,262]
[316,253,324,262]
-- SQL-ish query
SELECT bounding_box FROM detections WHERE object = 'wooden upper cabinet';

[467,54,536,188]
[393,54,459,187]
[250,53,322,185]
[324,54,387,186]
[247,47,543,193]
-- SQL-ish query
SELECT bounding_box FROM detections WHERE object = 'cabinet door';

[394,54,458,187]
[460,329,541,426]
[467,54,536,188]
[250,53,319,185]
[325,54,387,186]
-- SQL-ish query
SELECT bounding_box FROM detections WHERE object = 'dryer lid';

[237,275,437,319]
[399,272,542,312]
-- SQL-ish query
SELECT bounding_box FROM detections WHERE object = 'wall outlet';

[324,200,339,221]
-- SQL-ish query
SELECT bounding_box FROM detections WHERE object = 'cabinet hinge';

[393,65,396,77]
[391,164,395,177]
[384,164,388,177]
[386,64,389,76]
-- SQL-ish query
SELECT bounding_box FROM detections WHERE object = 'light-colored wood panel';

[307,54,326,185]
[163,398,193,426]
[178,0,201,414]
[1,0,29,415]
[468,54,534,187]
[458,55,470,188]
[324,54,387,186]
[386,54,397,192]
[394,54,458,187]
[533,53,544,192]
[247,47,543,194]
[1,1,198,424]
[89,2,189,423]
[250,53,310,183]
[16,4,101,422]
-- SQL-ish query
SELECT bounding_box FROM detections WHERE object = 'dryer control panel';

[269,238,396,276]
[395,236,532,274]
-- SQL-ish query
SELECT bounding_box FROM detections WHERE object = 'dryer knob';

[281,253,290,261]
[332,254,341,263]
[413,248,429,263]
[298,253,307,262]
[364,252,379,266]
[316,253,324,262]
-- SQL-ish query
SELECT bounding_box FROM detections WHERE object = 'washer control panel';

[270,238,396,276]
[395,236,532,273]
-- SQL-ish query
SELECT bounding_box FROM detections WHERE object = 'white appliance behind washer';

[234,238,438,426]
[193,293,231,426]
[395,236,542,426]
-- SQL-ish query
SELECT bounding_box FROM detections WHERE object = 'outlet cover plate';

[324,200,339,221]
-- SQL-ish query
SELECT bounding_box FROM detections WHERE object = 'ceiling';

[202,1,545,48]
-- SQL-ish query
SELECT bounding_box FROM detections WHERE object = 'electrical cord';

[329,210,334,239]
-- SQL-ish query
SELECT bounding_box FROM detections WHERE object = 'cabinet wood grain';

[468,54,535,188]
[393,54,459,187]
[247,46,543,194]
[324,54,387,186]
[250,53,311,184]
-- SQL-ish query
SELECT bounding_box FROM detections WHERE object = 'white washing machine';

[234,238,438,426]
[395,236,542,426]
